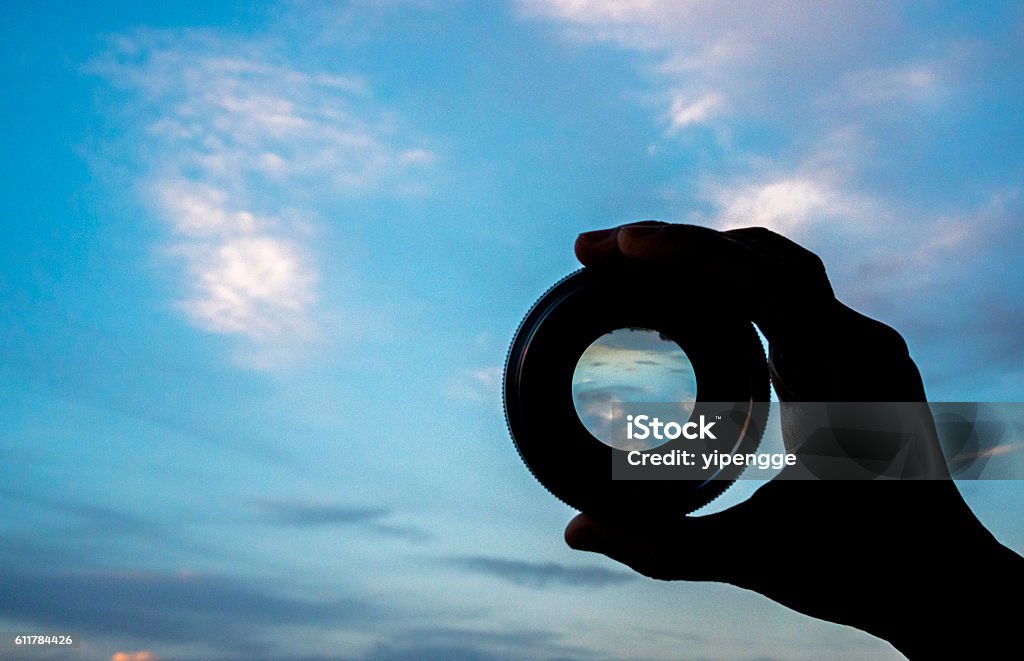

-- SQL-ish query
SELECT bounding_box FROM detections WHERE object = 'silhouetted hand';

[565,222,1022,659]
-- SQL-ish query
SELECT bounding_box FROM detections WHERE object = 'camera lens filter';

[504,266,770,519]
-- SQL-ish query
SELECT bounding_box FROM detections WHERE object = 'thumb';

[565,512,743,582]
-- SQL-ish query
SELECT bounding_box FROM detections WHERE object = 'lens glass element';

[571,328,697,451]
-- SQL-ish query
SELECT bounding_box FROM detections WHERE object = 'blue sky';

[1,1,1022,659]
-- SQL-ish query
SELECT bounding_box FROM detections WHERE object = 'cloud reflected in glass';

[572,328,698,451]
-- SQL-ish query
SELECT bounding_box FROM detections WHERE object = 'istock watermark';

[625,414,718,441]
[608,402,1024,481]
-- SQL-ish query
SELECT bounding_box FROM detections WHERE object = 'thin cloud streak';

[251,500,432,542]
[452,555,636,588]
[0,566,378,649]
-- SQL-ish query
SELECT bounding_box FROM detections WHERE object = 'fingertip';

[574,228,618,265]
[617,224,668,260]
[564,513,606,551]
[576,222,669,265]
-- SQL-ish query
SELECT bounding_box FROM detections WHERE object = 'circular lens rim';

[504,266,771,519]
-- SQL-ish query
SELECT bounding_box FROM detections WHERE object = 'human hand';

[565,222,1021,659]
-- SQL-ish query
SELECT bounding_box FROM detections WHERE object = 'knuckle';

[865,319,910,357]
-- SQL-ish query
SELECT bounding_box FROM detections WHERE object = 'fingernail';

[620,224,663,239]
[577,228,614,245]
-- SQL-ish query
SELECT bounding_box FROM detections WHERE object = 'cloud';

[150,180,317,349]
[697,162,882,238]
[841,63,943,106]
[572,384,650,420]
[153,179,319,353]
[0,565,377,651]
[251,500,432,542]
[666,91,723,132]
[89,30,435,368]
[843,190,1024,394]
[451,555,636,588]
[0,488,162,539]
[570,329,698,446]
[91,627,624,661]
[173,225,317,340]
[710,177,829,233]
[522,1,1024,401]
[364,626,617,661]
[0,488,234,573]
[253,501,390,526]
[444,366,503,404]
[572,385,647,444]
[520,0,918,132]
[704,171,1024,396]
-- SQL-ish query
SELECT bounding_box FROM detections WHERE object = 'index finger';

[577,223,829,342]
[574,221,666,265]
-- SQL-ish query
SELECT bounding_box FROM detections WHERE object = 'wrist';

[879,540,1022,659]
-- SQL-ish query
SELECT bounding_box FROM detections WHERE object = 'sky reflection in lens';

[572,328,698,450]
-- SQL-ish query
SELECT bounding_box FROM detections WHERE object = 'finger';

[615,224,926,402]
[574,227,620,265]
[723,230,925,400]
[767,302,927,402]
[575,222,927,403]
[565,512,743,582]
[618,223,750,265]
[575,221,666,266]
[717,232,934,473]
[612,224,831,344]
[585,225,856,336]
[721,226,835,337]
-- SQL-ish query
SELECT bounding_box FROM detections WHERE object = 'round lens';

[504,266,770,518]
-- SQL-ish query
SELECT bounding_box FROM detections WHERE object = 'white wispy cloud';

[516,1,975,257]
[173,228,316,338]
[445,366,504,404]
[691,124,883,236]
[665,91,723,132]
[520,0,917,134]
[521,1,1024,397]
[842,63,942,106]
[709,177,831,234]
[90,31,435,368]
